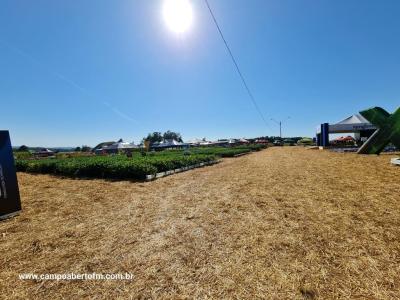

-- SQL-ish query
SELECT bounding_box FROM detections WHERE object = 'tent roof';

[153,139,188,148]
[317,113,376,134]
[162,139,180,146]
[186,138,203,144]
[335,114,370,125]
[104,142,137,150]
[92,141,115,151]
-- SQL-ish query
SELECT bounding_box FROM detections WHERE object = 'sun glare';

[163,0,193,33]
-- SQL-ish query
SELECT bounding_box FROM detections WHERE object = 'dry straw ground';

[1,147,399,299]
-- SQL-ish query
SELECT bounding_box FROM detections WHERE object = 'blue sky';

[1,0,400,147]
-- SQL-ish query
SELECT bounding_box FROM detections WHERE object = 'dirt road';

[1,148,399,299]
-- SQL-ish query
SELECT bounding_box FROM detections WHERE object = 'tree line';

[144,130,183,144]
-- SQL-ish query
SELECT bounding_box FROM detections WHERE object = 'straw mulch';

[0,147,399,299]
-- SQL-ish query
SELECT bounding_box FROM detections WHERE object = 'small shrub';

[13,151,32,160]
[15,153,215,180]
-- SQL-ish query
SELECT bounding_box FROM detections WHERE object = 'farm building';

[33,148,55,158]
[92,141,115,153]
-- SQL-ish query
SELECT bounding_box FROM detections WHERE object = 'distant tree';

[144,132,163,145]
[81,145,92,152]
[17,145,29,152]
[163,130,183,142]
[117,138,123,143]
[74,146,81,152]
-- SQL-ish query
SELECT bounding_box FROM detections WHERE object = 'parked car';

[384,145,398,152]
[283,139,296,146]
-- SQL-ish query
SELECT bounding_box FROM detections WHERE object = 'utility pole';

[278,121,282,139]
[270,117,290,139]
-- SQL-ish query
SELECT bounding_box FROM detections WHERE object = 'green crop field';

[15,145,267,180]
[190,144,266,157]
[15,154,216,180]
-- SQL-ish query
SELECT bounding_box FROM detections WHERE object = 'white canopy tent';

[104,141,138,151]
[316,113,377,146]
[317,114,376,134]
[152,139,189,149]
[95,141,138,154]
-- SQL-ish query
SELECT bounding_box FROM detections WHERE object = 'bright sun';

[163,0,193,33]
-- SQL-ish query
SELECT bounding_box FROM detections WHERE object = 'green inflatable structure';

[357,107,400,154]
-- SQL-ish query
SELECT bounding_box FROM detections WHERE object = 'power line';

[204,0,270,129]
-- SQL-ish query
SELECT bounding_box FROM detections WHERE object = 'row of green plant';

[15,144,267,180]
[190,147,251,157]
[13,151,95,160]
[123,145,265,158]
[13,151,32,160]
[15,154,216,180]
[14,144,266,160]
[190,144,267,157]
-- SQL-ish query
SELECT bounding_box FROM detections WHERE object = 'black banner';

[0,131,21,220]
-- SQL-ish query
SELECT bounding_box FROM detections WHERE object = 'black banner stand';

[0,131,22,220]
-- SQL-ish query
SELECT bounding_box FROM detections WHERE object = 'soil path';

[1,148,399,299]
